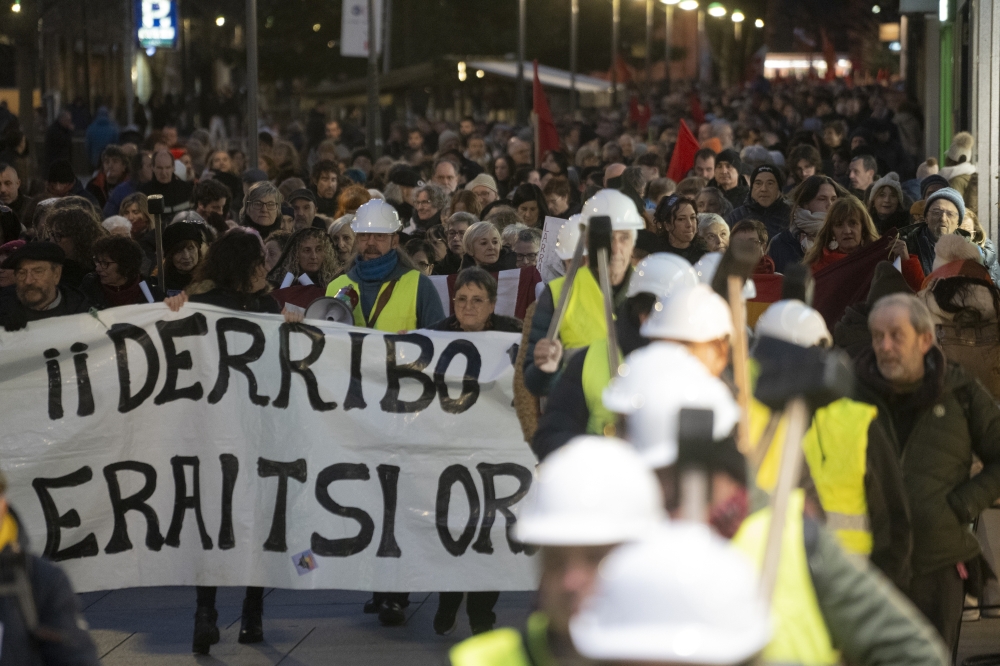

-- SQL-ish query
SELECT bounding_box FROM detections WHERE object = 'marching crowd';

[0,75,999,665]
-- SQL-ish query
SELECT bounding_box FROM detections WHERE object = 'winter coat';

[429,313,523,333]
[982,239,1000,286]
[899,223,940,277]
[813,246,925,293]
[659,235,709,265]
[854,346,1000,577]
[139,175,193,216]
[767,228,805,274]
[103,178,139,218]
[726,196,793,243]
[708,179,750,210]
[187,283,283,314]
[0,510,100,666]
[84,109,119,168]
[0,284,94,331]
[871,207,912,235]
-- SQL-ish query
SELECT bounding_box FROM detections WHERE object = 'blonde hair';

[803,196,880,265]
[463,220,501,256]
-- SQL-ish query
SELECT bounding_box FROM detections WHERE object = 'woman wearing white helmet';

[524,189,645,398]
[532,253,699,460]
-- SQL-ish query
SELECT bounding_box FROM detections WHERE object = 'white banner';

[340,0,382,58]
[0,304,538,593]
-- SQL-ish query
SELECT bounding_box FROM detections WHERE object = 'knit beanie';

[47,159,75,184]
[868,172,903,207]
[749,164,782,188]
[716,149,742,174]
[925,187,966,226]
[920,174,951,200]
[915,158,939,181]
[946,131,974,164]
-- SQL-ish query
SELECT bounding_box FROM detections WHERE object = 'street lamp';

[10,1,20,11]
[215,15,225,26]
[679,0,698,10]
[707,2,726,17]
[731,10,744,39]
[754,18,764,28]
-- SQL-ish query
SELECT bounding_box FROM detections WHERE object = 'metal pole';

[516,0,526,125]
[82,0,93,117]
[611,0,620,107]
[665,3,673,94]
[124,0,135,126]
[570,0,579,114]
[147,195,166,298]
[246,0,259,172]
[645,0,653,102]
[382,0,392,75]
[367,0,382,156]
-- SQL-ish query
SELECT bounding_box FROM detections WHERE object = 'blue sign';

[136,0,178,49]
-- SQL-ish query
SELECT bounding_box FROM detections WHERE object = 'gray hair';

[483,205,520,232]
[517,227,542,245]
[868,293,935,337]
[621,166,647,195]
[697,213,728,234]
[501,222,528,246]
[240,180,282,220]
[101,215,132,234]
[383,182,404,204]
[740,145,773,171]
[414,182,449,211]
[463,220,501,256]
[447,211,479,228]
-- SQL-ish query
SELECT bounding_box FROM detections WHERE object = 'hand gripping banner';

[0,304,539,593]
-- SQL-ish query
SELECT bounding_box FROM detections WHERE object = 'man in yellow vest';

[523,189,644,397]
[570,521,771,666]
[325,199,444,332]
[449,436,665,665]
[325,199,444,626]
[531,253,699,459]
[752,299,912,591]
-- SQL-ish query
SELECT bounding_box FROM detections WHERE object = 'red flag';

[812,234,896,329]
[666,119,700,183]
[821,28,837,81]
[532,61,560,161]
[689,93,706,124]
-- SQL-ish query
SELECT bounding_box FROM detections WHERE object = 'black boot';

[238,597,264,644]
[192,606,219,654]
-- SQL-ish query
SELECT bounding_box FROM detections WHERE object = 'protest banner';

[0,304,539,593]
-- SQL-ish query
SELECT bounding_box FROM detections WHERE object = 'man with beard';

[0,242,93,331]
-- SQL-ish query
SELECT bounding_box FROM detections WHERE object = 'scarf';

[356,249,399,282]
[790,208,827,236]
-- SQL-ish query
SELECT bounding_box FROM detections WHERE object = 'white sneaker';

[964,594,981,622]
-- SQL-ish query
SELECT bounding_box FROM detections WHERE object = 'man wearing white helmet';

[751,300,911,590]
[532,254,698,459]
[449,436,666,665]
[325,199,445,331]
[523,189,645,397]
[640,282,734,377]
[571,522,772,666]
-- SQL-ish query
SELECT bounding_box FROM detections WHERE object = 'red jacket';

[811,247,924,292]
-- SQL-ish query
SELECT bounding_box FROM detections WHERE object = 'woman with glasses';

[80,235,154,308]
[404,238,437,276]
[240,181,282,240]
[804,196,924,290]
[429,267,523,335]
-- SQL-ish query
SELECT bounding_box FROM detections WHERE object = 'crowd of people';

[0,74,999,665]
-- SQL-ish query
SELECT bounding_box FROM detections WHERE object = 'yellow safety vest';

[752,398,876,556]
[582,338,621,436]
[450,612,553,666]
[548,267,607,350]
[732,490,840,666]
[326,270,421,332]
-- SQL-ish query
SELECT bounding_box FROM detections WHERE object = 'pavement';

[82,586,1000,665]
[82,587,534,665]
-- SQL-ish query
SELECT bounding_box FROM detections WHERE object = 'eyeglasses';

[251,201,278,212]
[446,229,466,238]
[415,198,433,206]
[93,258,117,269]
[516,252,538,263]
[455,295,490,308]
[927,209,959,222]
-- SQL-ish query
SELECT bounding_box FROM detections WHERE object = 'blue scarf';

[356,249,399,282]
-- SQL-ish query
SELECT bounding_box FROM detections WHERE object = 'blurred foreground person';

[450,436,665,664]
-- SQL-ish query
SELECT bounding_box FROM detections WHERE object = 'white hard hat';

[627,253,699,299]
[350,199,401,234]
[554,215,587,261]
[641,283,733,343]
[755,299,831,348]
[693,251,756,299]
[571,521,771,665]
[580,189,645,231]
[603,343,739,468]
[514,436,666,546]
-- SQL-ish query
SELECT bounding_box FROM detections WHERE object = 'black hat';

[1,241,65,269]
[920,174,951,200]
[162,221,206,253]
[388,166,421,188]
[287,188,316,204]
[241,168,268,185]
[47,159,75,184]
[715,149,742,173]
[750,164,783,188]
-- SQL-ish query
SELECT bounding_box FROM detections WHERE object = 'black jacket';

[139,176,193,216]
[188,288,282,314]
[726,196,793,243]
[0,510,100,666]
[659,235,709,264]
[854,347,1000,578]
[708,179,750,210]
[767,228,805,274]
[0,285,93,331]
[429,314,523,333]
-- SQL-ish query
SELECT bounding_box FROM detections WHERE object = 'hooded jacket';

[726,195,793,242]
[854,346,1000,577]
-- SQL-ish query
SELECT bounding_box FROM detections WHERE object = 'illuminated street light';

[678,0,698,10]
[707,2,727,17]
[731,9,744,21]
[754,18,764,27]
[888,40,901,51]
[660,0,679,3]
[11,2,21,11]
[476,69,485,78]
[215,16,225,26]
[872,4,881,13]
[312,23,321,32]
